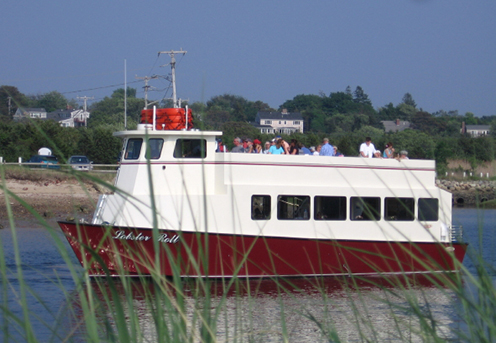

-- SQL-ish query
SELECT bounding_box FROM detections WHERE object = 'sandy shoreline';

[0,179,103,220]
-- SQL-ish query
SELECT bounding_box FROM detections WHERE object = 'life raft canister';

[140,108,194,130]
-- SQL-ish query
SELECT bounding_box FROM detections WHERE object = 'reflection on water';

[66,275,461,342]
[0,208,495,342]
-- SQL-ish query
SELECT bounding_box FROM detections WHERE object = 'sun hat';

[253,139,261,144]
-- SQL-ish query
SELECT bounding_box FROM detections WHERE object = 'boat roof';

[114,128,222,138]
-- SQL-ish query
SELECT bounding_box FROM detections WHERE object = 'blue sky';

[1,1,495,116]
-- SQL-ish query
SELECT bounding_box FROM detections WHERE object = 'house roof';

[17,107,46,113]
[465,125,490,131]
[47,109,74,120]
[381,120,411,132]
[257,111,303,120]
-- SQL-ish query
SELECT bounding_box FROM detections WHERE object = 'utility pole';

[77,96,93,127]
[77,96,94,112]
[7,97,12,116]
[158,49,187,108]
[135,75,158,109]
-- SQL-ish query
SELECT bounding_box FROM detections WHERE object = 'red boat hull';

[58,222,467,277]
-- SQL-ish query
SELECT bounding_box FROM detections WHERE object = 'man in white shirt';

[359,137,376,158]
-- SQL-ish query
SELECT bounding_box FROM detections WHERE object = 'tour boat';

[57,52,467,278]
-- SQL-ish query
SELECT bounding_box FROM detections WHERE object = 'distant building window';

[279,121,281,124]
[174,139,206,158]
[277,195,310,220]
[418,198,438,221]
[125,138,143,160]
[265,120,272,125]
[351,197,380,221]
[252,195,271,220]
[314,196,346,220]
[385,197,415,221]
[294,121,300,125]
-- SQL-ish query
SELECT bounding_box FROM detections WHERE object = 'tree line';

[1,84,495,173]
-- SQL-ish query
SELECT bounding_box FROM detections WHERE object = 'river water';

[0,208,495,342]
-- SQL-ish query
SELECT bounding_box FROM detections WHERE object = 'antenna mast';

[158,49,187,108]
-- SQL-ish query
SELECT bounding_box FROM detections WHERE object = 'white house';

[253,109,304,134]
[461,122,490,137]
[47,109,90,127]
[13,108,47,121]
[381,119,411,133]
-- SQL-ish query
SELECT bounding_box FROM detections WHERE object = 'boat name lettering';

[158,234,180,244]
[113,230,180,244]
[113,231,151,241]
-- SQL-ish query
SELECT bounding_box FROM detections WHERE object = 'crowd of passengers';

[216,136,409,160]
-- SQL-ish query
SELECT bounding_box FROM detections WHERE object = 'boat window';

[174,139,207,158]
[385,197,415,221]
[252,195,271,220]
[124,138,143,160]
[314,196,346,220]
[145,138,164,159]
[277,195,310,220]
[350,197,381,221]
[418,198,438,221]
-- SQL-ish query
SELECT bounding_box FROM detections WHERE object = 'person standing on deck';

[231,137,245,153]
[359,137,376,158]
[319,138,334,156]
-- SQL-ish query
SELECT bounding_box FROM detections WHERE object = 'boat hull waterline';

[58,221,467,277]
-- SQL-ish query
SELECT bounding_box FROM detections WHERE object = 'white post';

[487,173,490,178]
[480,173,483,178]
[153,105,156,131]
[463,172,466,178]
[18,157,22,164]
[185,105,189,130]
[470,172,473,177]
[0,157,3,163]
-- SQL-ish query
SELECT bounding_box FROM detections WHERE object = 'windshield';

[70,156,89,163]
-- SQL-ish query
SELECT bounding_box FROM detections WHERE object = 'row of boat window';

[124,138,206,160]
[252,195,439,222]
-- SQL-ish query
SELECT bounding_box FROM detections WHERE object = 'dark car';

[27,155,60,169]
[69,155,93,171]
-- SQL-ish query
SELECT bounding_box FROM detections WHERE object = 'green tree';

[0,85,29,120]
[377,103,401,121]
[353,86,372,106]
[29,91,74,113]
[391,129,435,159]
[280,94,324,132]
[220,121,260,150]
[402,93,417,108]
[88,88,144,129]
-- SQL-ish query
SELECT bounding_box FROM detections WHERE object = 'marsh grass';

[1,143,495,342]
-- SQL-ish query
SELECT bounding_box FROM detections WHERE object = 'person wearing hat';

[216,138,228,153]
[252,139,262,153]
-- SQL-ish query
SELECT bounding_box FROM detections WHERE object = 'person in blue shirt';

[299,142,312,155]
[319,138,334,156]
[269,139,285,154]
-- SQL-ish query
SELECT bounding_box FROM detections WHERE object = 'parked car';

[27,155,60,169]
[69,155,93,171]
